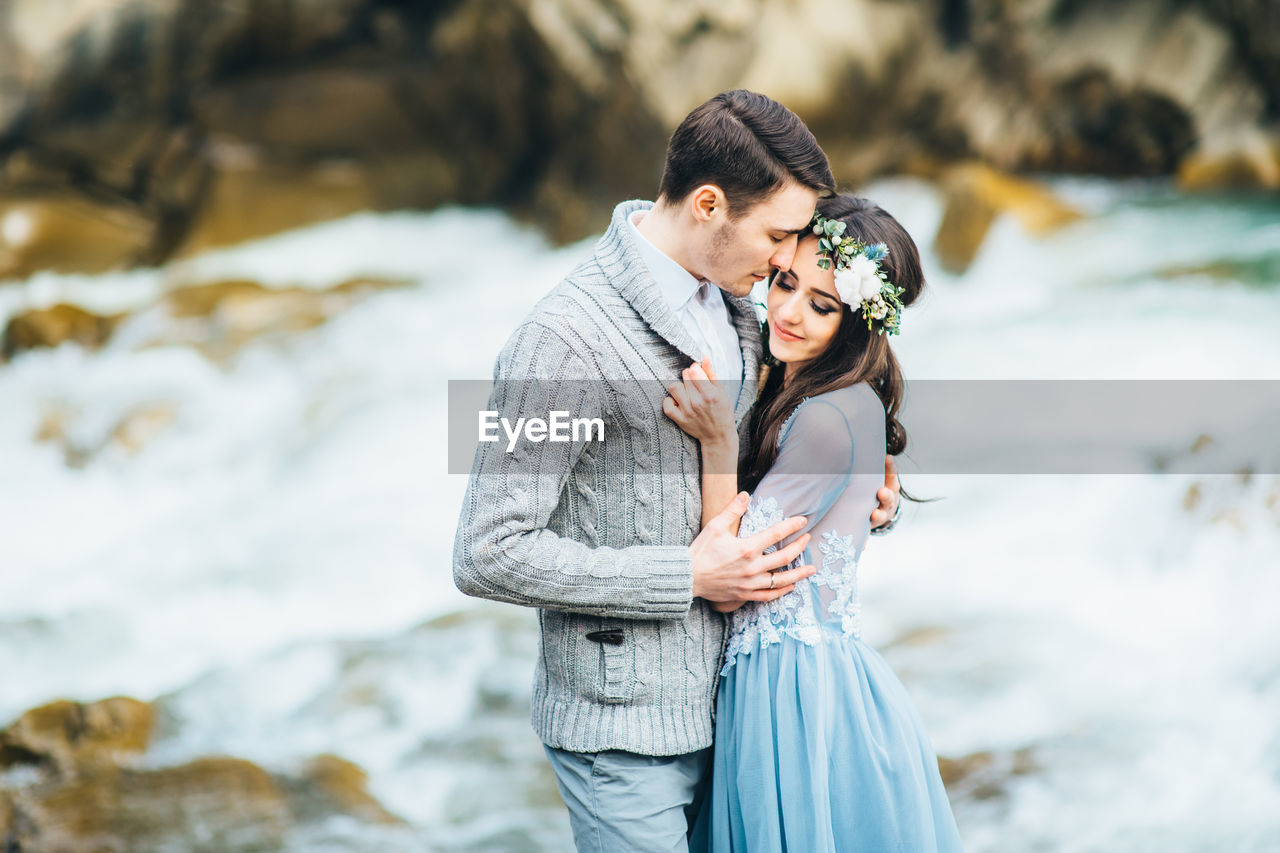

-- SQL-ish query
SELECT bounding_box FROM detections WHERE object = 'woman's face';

[766,236,844,369]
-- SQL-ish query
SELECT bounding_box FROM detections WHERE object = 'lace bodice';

[722,384,886,671]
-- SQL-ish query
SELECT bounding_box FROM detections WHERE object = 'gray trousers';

[543,745,712,852]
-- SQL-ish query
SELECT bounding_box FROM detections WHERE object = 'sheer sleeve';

[738,397,856,544]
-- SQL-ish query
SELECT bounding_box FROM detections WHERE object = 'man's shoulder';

[524,198,658,328]
[519,255,620,335]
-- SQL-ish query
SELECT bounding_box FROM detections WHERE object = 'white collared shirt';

[628,210,744,385]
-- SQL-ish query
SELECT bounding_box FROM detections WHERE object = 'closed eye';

[775,279,836,315]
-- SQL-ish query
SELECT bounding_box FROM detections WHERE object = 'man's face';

[699,181,820,298]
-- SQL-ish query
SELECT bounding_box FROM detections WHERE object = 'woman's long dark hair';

[740,194,925,495]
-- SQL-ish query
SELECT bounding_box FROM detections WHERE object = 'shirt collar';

[627,210,706,312]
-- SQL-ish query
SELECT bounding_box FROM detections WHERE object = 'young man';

[453,90,900,851]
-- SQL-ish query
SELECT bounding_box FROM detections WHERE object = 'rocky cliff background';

[0,0,1276,281]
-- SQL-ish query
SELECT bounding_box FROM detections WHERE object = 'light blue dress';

[691,383,964,852]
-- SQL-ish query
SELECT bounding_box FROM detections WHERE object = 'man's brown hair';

[657,90,835,217]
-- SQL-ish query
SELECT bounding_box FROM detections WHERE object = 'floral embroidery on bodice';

[722,498,864,671]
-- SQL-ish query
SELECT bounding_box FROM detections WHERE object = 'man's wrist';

[688,546,703,598]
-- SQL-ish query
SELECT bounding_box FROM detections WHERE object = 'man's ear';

[689,185,726,224]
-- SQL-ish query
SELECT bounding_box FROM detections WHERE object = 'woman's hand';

[669,357,743,536]
[663,357,736,448]
[712,599,745,613]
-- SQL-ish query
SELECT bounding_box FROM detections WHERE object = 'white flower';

[849,263,883,303]
[836,256,882,306]
[833,268,862,306]
[846,255,876,278]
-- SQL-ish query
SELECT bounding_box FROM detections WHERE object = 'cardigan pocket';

[588,620,656,705]
[597,630,634,703]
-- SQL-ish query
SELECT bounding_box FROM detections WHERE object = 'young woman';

[665,194,964,851]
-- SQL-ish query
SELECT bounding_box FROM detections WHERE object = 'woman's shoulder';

[824,381,883,410]
[786,383,881,425]
[778,383,884,452]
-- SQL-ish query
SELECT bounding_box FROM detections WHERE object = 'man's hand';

[691,492,815,603]
[869,454,901,530]
[711,599,745,613]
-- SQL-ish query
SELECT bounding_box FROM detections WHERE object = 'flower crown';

[811,213,905,336]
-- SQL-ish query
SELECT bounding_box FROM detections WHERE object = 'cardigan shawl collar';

[594,199,763,424]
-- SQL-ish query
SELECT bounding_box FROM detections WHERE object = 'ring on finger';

[768,572,775,590]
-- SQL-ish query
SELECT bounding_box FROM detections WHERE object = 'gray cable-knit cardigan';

[452,199,764,756]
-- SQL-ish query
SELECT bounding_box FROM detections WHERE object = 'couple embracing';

[453,90,964,851]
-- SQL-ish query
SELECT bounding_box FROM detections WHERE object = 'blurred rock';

[937,746,1037,801]
[0,697,155,779]
[0,0,666,264]
[1198,0,1280,120]
[178,152,376,256]
[150,276,407,362]
[0,0,1274,272]
[0,695,406,851]
[1158,252,1280,288]
[286,754,403,826]
[192,69,419,160]
[934,178,999,276]
[3,275,405,366]
[1046,68,1196,176]
[933,163,1083,273]
[0,197,153,279]
[1177,132,1280,191]
[6,757,292,852]
[1,303,123,360]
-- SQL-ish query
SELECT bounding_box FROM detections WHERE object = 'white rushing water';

[2,178,1278,851]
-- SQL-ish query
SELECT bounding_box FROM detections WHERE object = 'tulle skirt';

[690,632,964,852]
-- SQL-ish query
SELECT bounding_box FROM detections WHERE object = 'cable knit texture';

[453,199,763,755]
